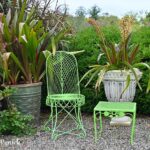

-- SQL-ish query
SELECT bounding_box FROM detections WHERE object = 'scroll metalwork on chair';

[44,51,86,139]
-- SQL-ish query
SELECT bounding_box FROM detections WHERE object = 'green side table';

[94,101,136,144]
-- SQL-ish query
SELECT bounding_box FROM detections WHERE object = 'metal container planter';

[9,82,42,124]
[103,68,142,102]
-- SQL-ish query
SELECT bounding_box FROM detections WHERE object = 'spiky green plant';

[81,17,150,93]
[0,0,70,85]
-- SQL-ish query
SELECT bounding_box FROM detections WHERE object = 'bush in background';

[131,26,150,115]
[69,26,120,112]
[69,26,150,115]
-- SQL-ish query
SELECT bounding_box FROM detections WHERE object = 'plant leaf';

[80,67,97,83]
[109,42,117,64]
[120,73,131,99]
[124,61,142,91]
[43,50,51,59]
[85,69,101,87]
[133,62,150,93]
[66,50,85,55]
[95,65,109,90]
[6,9,11,25]
[129,44,139,64]
[51,37,56,56]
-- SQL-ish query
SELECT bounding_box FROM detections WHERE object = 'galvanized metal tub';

[9,82,42,124]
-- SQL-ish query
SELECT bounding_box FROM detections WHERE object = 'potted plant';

[81,16,150,102]
[0,0,69,123]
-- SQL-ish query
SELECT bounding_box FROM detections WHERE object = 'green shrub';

[69,26,120,112]
[69,26,150,115]
[0,105,35,135]
[131,27,150,115]
[131,26,150,61]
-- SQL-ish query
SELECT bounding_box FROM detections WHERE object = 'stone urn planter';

[103,68,142,102]
[8,82,42,124]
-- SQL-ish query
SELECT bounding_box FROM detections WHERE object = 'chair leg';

[131,112,136,144]
[76,106,86,137]
[45,101,86,140]
[51,103,58,140]
[44,104,53,131]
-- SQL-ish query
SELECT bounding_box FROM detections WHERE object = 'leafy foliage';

[69,27,119,112]
[81,17,150,93]
[88,5,101,20]
[75,6,86,17]
[0,86,34,135]
[0,0,70,85]
[0,87,15,101]
[0,0,11,14]
[69,25,150,114]
[0,105,34,135]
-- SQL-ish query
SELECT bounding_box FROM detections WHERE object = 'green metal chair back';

[46,51,80,95]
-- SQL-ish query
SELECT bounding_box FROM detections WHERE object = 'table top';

[94,101,136,112]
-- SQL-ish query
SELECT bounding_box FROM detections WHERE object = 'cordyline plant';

[81,17,150,93]
[0,0,70,85]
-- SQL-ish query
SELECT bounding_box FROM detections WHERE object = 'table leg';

[99,111,103,136]
[94,110,97,142]
[131,112,136,144]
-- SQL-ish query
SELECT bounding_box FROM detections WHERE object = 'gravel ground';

[0,114,150,150]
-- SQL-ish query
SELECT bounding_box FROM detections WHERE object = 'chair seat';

[47,94,85,106]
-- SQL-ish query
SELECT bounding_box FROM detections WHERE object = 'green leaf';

[85,69,100,87]
[124,62,142,91]
[12,10,18,34]
[129,45,139,64]
[147,76,150,93]
[6,9,11,25]
[133,63,150,70]
[2,16,11,42]
[95,65,109,90]
[26,7,35,24]
[55,28,71,44]
[101,44,112,64]
[19,22,25,38]
[109,42,117,64]
[133,63,150,93]
[66,50,85,55]
[120,73,131,99]
[80,67,97,83]
[43,50,51,59]
[10,52,28,81]
[51,37,56,56]
[18,0,27,23]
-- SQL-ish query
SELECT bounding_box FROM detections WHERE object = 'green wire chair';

[44,51,86,140]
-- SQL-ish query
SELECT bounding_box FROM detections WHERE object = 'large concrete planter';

[103,68,142,102]
[9,82,42,124]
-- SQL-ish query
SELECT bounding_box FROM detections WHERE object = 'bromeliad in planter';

[81,16,150,102]
[0,0,70,123]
